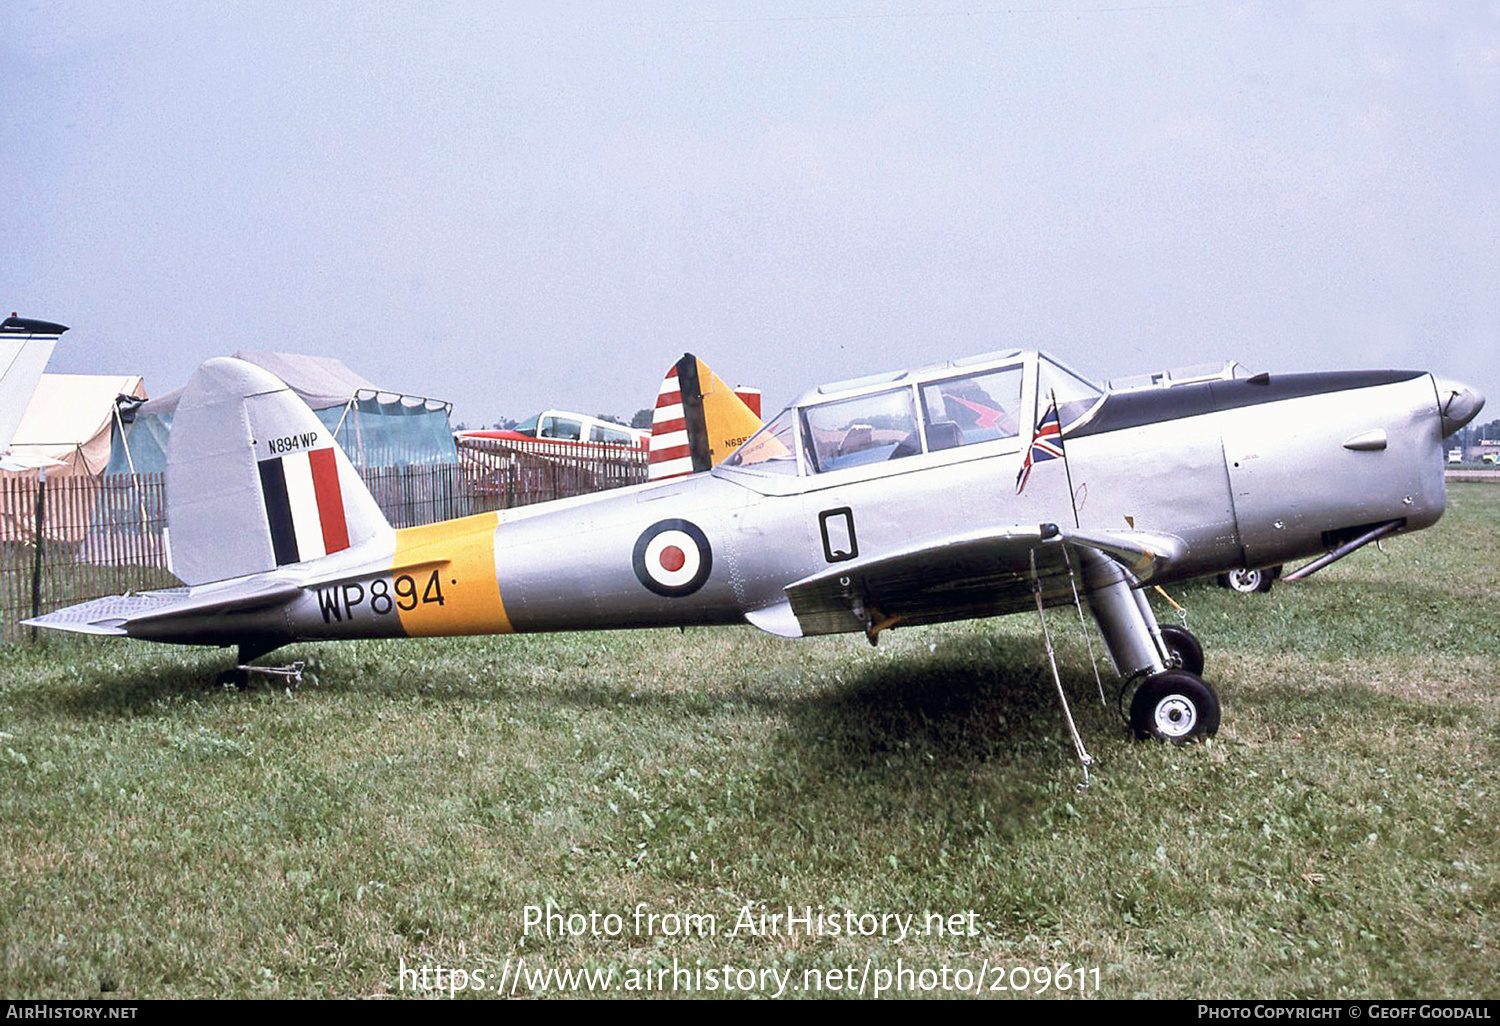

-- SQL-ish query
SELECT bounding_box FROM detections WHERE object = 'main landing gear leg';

[1080,551,1219,743]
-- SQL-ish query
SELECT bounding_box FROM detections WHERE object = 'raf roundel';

[633,519,713,597]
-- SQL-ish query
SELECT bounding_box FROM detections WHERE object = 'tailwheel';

[1130,670,1220,742]
[215,662,307,689]
[1158,624,1204,676]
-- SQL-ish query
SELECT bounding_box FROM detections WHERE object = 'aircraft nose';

[1434,376,1485,438]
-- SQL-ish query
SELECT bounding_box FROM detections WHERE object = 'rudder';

[0,316,67,461]
[167,357,390,585]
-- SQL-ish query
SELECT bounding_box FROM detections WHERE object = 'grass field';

[1,486,1496,1000]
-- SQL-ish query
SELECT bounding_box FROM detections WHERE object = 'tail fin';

[0,316,67,459]
[166,357,390,585]
[648,354,763,481]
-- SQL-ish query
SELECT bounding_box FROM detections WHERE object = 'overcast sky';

[5,2,1497,426]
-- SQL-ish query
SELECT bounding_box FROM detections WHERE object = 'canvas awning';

[112,352,455,473]
[7,374,146,477]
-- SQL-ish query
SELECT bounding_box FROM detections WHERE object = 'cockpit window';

[1037,356,1103,428]
[541,415,582,441]
[590,424,632,444]
[802,388,920,473]
[919,366,1024,451]
[722,407,803,475]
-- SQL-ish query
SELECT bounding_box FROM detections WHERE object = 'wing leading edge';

[748,523,1185,639]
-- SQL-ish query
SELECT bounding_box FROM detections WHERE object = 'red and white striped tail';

[648,354,764,482]
[648,359,696,481]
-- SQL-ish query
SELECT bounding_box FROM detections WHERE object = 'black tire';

[1130,671,1220,742]
[1217,568,1274,594]
[1158,624,1205,676]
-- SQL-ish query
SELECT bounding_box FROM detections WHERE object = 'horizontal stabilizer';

[23,580,303,636]
[21,593,173,636]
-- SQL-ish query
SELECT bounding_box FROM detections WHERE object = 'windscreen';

[1037,356,1103,428]
[722,407,803,475]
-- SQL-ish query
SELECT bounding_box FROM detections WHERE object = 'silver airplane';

[0,316,69,472]
[26,348,1483,751]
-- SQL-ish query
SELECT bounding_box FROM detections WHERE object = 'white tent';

[6,374,146,478]
[112,352,454,473]
[1,374,149,548]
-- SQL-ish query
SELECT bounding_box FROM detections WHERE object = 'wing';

[745,522,1184,639]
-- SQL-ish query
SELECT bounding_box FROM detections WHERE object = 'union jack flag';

[1015,400,1064,494]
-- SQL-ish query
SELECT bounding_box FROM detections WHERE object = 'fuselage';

[249,351,1457,650]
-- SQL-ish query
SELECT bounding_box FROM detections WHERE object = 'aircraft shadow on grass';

[774,635,1121,774]
[39,651,236,720]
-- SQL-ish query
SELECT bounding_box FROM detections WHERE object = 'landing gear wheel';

[1217,568,1275,593]
[1130,671,1220,742]
[1158,624,1204,676]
